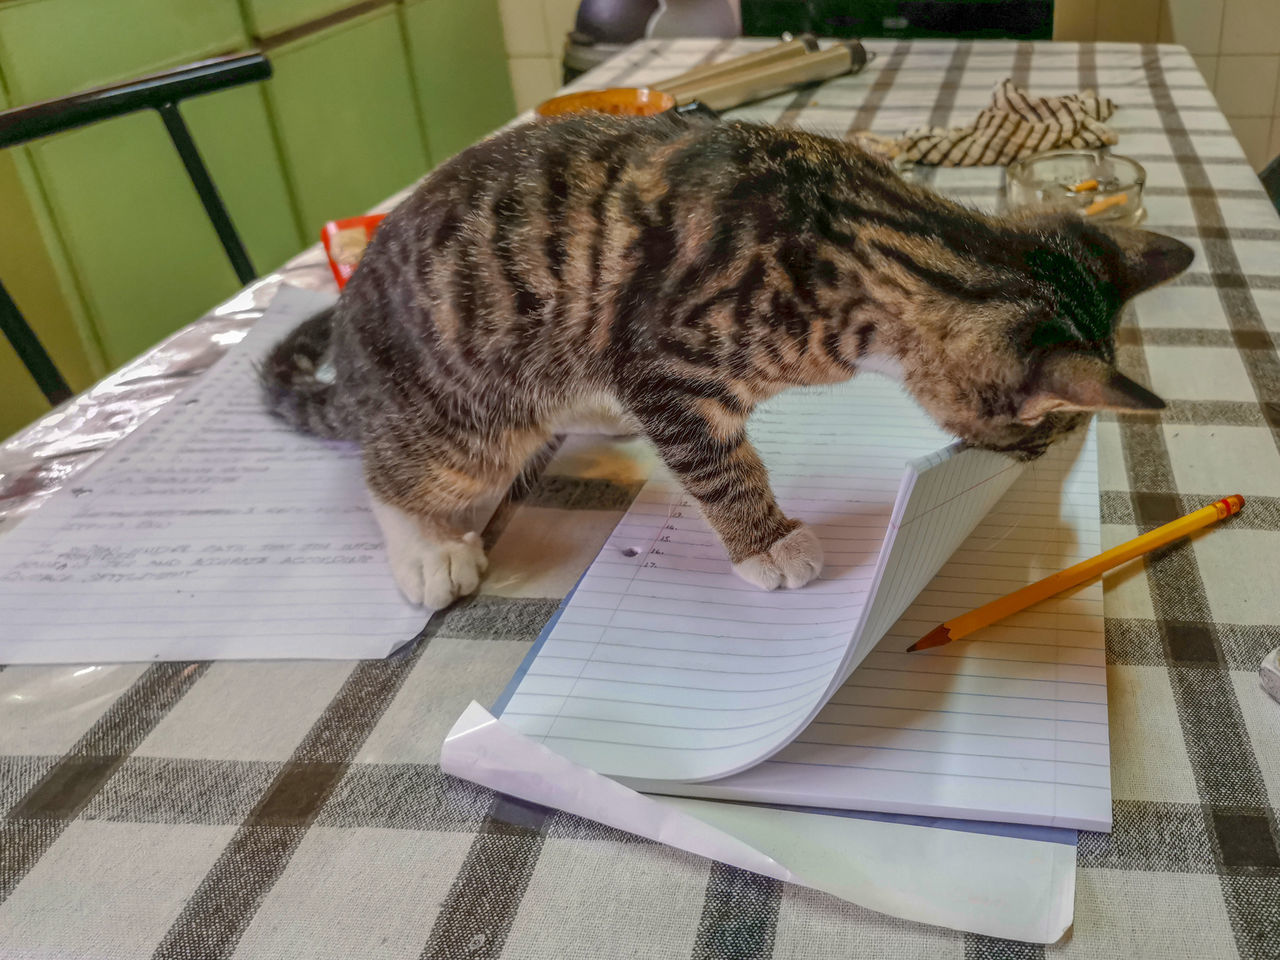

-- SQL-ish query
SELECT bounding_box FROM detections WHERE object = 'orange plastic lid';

[321,214,387,290]
[536,87,675,118]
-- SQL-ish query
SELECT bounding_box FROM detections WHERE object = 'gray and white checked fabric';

[2,39,1279,960]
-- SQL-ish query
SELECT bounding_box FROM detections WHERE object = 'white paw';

[732,524,824,590]
[388,530,488,609]
[371,497,488,609]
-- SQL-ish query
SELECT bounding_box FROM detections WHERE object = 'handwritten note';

[0,287,427,663]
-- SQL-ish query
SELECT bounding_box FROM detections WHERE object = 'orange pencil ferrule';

[1213,494,1245,519]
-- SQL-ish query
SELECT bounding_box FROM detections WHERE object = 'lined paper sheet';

[636,426,1110,830]
[501,378,1024,783]
[0,287,429,664]
[846,443,1023,691]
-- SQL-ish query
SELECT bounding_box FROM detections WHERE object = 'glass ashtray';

[1006,149,1146,225]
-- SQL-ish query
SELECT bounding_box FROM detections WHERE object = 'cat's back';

[335,113,703,322]
[330,115,906,388]
[374,113,702,242]
[344,115,898,300]
[325,115,710,404]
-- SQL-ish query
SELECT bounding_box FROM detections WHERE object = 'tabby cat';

[263,113,1192,609]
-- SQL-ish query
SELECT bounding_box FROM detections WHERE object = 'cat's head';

[890,219,1193,460]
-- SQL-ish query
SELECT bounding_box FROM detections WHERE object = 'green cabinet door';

[239,0,351,39]
[264,7,431,234]
[183,86,306,275]
[29,103,265,366]
[0,0,302,369]
[400,0,516,163]
[0,79,98,439]
[0,0,247,102]
[26,85,301,368]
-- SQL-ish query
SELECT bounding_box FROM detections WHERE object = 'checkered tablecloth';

[2,39,1278,960]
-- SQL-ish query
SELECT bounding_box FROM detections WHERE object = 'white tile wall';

[507,55,562,113]
[1057,0,1280,171]
[1097,0,1162,43]
[1215,54,1280,117]
[1191,53,1220,88]
[498,0,580,113]
[1158,0,1224,55]
[1220,0,1280,56]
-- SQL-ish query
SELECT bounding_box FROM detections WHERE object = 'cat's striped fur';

[263,113,1192,608]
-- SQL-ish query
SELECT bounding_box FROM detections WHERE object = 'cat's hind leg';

[364,426,549,609]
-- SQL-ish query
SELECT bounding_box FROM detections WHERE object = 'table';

[2,38,1278,960]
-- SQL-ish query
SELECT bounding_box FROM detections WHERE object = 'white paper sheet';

[0,288,427,663]
[442,702,1076,944]
[500,380,1024,782]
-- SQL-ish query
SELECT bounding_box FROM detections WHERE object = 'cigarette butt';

[1084,192,1127,216]
[1069,178,1100,192]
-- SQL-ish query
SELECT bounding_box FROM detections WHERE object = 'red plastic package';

[320,214,387,289]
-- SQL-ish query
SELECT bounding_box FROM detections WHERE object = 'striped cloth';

[888,77,1118,165]
[1,39,1278,960]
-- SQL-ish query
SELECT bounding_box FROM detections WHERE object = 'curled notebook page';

[500,378,1024,782]
[629,426,1111,830]
[0,288,429,664]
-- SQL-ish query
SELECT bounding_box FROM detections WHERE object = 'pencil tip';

[909,625,952,653]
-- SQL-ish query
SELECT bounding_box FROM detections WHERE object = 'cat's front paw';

[732,524,824,590]
[388,530,488,610]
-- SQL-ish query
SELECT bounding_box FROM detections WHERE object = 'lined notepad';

[0,288,427,663]
[500,378,1031,782]
[630,427,1109,829]
[500,372,1109,828]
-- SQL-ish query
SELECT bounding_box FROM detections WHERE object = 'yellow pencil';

[907,494,1245,653]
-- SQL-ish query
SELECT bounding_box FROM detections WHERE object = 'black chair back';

[0,53,271,406]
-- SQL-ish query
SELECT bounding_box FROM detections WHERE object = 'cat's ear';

[1094,226,1195,298]
[1018,353,1165,423]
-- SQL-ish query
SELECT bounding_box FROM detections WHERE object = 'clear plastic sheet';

[0,186,421,531]
[0,192,412,723]
[1,255,322,529]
